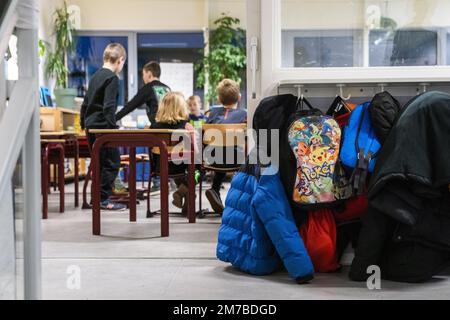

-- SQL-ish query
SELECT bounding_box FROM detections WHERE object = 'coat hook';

[295,85,304,100]
[419,83,429,93]
[378,83,388,93]
[337,84,351,101]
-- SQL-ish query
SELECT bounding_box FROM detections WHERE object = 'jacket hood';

[253,94,297,131]
[369,91,402,144]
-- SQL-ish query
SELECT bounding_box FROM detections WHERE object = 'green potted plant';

[46,1,77,108]
[196,13,246,105]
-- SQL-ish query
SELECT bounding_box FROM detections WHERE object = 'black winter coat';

[252,94,308,225]
[350,91,450,283]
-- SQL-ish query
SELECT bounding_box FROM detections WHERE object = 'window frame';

[260,0,450,96]
[70,31,138,101]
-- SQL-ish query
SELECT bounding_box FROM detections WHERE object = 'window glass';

[68,36,129,106]
[369,29,437,66]
[447,32,450,65]
[137,33,204,99]
[280,0,448,68]
[282,30,361,67]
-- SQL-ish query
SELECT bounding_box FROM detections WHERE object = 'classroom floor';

[38,181,450,300]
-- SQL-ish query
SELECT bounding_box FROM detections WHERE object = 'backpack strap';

[352,150,372,195]
[350,104,376,195]
[295,96,323,117]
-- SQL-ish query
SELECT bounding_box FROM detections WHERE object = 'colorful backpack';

[340,102,381,194]
[288,99,343,207]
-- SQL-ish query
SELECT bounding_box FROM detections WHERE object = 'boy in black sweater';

[80,43,127,210]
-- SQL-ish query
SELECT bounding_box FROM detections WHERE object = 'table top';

[88,129,191,134]
[41,139,66,144]
[40,131,78,137]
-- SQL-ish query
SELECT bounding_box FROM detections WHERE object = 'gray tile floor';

[40,181,450,300]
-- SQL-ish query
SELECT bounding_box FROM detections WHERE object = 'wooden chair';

[120,148,150,197]
[41,139,66,219]
[83,130,132,208]
[198,123,247,218]
[145,129,196,219]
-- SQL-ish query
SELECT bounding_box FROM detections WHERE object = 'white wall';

[281,0,450,30]
[66,0,246,31]
[38,0,65,88]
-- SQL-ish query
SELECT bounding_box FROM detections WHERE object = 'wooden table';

[40,131,80,207]
[89,129,196,237]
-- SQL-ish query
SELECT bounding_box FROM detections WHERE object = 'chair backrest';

[87,129,193,157]
[201,123,247,148]
[149,129,193,156]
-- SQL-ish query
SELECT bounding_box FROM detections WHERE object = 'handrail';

[0,79,35,198]
[0,0,18,59]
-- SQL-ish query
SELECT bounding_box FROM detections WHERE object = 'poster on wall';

[160,62,194,99]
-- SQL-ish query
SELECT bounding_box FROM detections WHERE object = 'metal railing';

[0,0,41,300]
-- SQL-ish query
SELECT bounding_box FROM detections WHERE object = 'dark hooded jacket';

[350,91,450,283]
[369,91,402,144]
[251,94,308,224]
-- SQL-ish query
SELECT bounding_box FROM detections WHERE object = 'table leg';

[160,151,169,237]
[82,164,91,209]
[198,169,203,212]
[129,148,137,222]
[74,139,79,207]
[188,161,196,224]
[42,146,49,220]
[53,164,57,192]
[92,144,101,235]
[58,147,65,213]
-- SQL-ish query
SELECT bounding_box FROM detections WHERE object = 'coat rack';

[277,80,450,110]
[278,81,450,99]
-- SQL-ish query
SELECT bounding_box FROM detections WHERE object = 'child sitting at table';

[205,79,247,214]
[187,95,207,129]
[151,92,197,214]
[80,43,127,211]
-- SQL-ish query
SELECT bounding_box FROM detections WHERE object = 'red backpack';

[299,209,340,273]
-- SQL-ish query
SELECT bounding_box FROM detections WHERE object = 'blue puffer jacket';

[217,165,314,283]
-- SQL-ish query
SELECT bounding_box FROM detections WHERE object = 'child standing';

[80,43,127,210]
[115,61,170,192]
[151,92,197,214]
[116,61,170,126]
[187,95,207,129]
[205,79,247,214]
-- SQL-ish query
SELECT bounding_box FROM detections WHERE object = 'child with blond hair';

[151,92,197,214]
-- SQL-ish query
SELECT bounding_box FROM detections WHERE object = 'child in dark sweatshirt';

[115,61,170,125]
[80,43,127,211]
[115,61,171,192]
[205,79,247,214]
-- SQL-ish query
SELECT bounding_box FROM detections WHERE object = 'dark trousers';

[205,146,245,194]
[88,134,121,202]
[212,172,226,194]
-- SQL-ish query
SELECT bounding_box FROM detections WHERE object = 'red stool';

[41,139,65,219]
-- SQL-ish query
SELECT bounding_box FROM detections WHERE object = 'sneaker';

[205,189,224,214]
[172,184,189,209]
[150,185,160,193]
[101,200,127,211]
[151,177,161,193]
